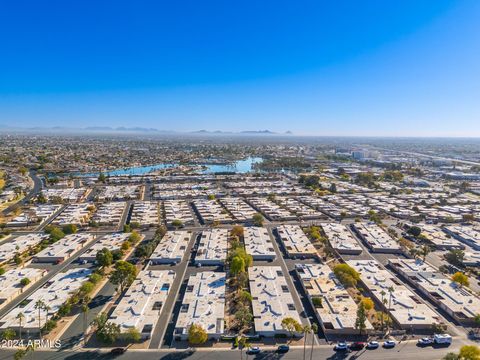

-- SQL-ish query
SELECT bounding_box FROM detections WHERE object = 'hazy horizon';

[1,1,480,136]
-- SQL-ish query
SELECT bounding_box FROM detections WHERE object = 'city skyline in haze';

[1,1,480,137]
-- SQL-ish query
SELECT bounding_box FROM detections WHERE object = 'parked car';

[383,340,396,348]
[349,342,365,351]
[277,345,290,353]
[334,342,349,351]
[418,337,434,346]
[366,341,379,349]
[247,347,261,354]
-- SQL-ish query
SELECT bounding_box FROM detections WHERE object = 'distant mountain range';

[0,124,293,136]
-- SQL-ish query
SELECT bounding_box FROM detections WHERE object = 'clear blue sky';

[1,0,479,136]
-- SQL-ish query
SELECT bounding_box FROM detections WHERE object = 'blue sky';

[0,1,479,136]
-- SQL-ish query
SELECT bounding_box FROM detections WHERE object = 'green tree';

[97,322,121,343]
[98,172,106,183]
[96,248,113,268]
[231,225,244,238]
[188,323,208,345]
[171,219,183,228]
[20,278,31,287]
[230,256,246,275]
[252,213,264,227]
[34,299,46,339]
[445,249,465,267]
[407,226,422,237]
[281,317,302,342]
[452,272,470,288]
[355,302,367,335]
[128,231,141,244]
[333,263,360,288]
[16,312,25,340]
[459,345,480,360]
[124,327,141,343]
[1,328,16,340]
[361,297,374,311]
[61,224,77,235]
[109,260,138,293]
[310,323,318,360]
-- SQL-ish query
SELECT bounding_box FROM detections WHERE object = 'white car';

[383,340,396,348]
[247,347,261,354]
[334,342,349,351]
[366,341,379,349]
[418,337,434,346]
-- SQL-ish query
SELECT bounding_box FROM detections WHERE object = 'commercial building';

[91,201,126,226]
[219,197,258,222]
[130,201,160,226]
[163,200,194,227]
[444,225,480,250]
[192,199,233,224]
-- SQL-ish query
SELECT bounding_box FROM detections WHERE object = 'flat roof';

[195,229,228,264]
[346,259,439,327]
[248,266,302,334]
[175,271,226,336]
[244,227,276,259]
[0,233,48,263]
[34,233,94,261]
[150,231,191,263]
[322,223,362,253]
[0,268,92,330]
[109,269,176,333]
[295,263,372,331]
[276,225,317,257]
[353,223,401,252]
[0,268,47,305]
[389,258,480,320]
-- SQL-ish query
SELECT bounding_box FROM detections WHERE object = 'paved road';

[1,169,43,215]
[59,281,117,349]
[148,231,198,349]
[0,341,471,360]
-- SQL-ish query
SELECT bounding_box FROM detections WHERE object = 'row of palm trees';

[238,322,319,360]
[12,299,51,342]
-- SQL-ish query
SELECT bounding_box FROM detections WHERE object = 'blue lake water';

[79,157,262,177]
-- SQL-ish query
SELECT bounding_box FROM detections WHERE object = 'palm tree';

[16,313,25,340]
[34,299,46,339]
[81,296,91,345]
[421,245,431,261]
[302,325,310,360]
[310,323,318,360]
[387,286,394,333]
[380,289,386,331]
